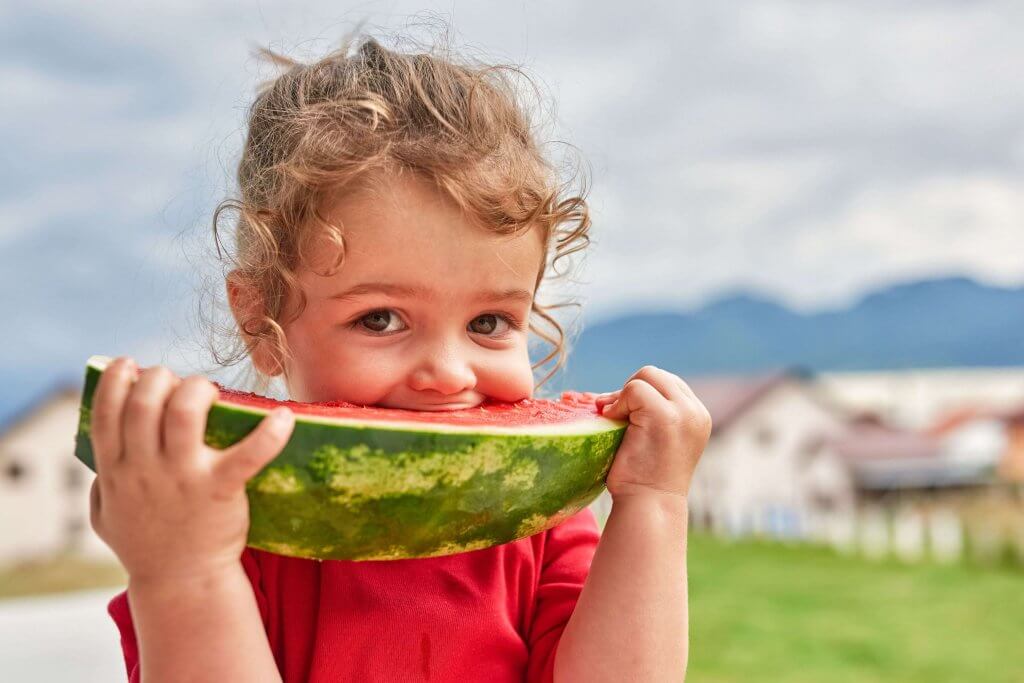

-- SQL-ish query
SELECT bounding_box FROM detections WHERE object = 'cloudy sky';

[3,0,1023,415]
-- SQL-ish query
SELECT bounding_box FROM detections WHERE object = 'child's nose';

[407,346,477,396]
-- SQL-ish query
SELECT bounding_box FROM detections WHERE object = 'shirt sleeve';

[106,549,268,682]
[525,506,601,683]
[107,590,141,683]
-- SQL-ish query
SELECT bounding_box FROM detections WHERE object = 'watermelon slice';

[73,355,625,561]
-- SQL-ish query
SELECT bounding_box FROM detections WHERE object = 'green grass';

[687,533,1024,683]
[4,537,1022,682]
[0,554,126,600]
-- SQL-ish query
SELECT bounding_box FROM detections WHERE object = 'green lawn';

[3,538,1022,682]
[687,533,1024,683]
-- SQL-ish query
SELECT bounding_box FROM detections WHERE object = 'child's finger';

[601,379,675,424]
[594,390,620,407]
[213,408,295,492]
[600,396,626,419]
[90,357,137,472]
[122,366,180,466]
[600,393,627,418]
[625,365,687,403]
[162,376,221,461]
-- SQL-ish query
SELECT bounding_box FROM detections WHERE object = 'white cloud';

[783,174,1024,307]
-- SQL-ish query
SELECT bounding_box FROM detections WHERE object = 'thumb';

[214,408,295,487]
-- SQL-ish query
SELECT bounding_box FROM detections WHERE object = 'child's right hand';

[88,356,295,583]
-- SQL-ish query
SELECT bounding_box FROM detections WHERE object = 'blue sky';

[3,0,1024,419]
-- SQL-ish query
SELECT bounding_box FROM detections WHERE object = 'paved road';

[0,589,126,682]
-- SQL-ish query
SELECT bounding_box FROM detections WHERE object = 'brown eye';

[360,310,396,333]
[469,314,501,335]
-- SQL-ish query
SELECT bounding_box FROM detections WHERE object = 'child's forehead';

[299,219,545,304]
[351,219,541,260]
[307,177,546,284]
[319,170,543,245]
[304,216,543,268]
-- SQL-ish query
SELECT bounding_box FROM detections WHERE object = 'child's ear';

[226,270,284,377]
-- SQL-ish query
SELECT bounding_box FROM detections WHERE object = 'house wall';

[689,381,854,541]
[0,394,114,567]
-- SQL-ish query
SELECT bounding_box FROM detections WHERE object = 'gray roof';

[687,366,818,434]
[827,421,993,489]
[828,421,941,460]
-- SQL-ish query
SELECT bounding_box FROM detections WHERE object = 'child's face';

[264,172,543,409]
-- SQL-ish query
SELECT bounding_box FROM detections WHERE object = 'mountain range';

[553,275,1024,392]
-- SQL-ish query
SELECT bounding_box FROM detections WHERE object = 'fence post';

[927,508,963,564]
[859,507,890,560]
[893,508,925,562]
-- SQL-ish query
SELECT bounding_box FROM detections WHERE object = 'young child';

[88,33,712,682]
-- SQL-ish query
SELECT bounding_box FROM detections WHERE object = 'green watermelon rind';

[74,356,625,561]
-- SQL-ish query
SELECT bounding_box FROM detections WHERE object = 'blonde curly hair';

[208,28,591,396]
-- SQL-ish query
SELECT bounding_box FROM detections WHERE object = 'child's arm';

[125,565,278,682]
[89,357,294,681]
[553,491,689,682]
[553,366,711,683]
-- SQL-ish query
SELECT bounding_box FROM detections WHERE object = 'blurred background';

[2,1,1024,681]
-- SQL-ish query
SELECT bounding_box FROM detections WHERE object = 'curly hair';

[208,27,592,396]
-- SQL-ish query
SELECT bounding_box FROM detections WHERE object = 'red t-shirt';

[107,508,599,682]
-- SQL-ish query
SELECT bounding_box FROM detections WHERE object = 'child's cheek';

[479,349,536,402]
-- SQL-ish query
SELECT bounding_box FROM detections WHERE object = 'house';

[685,369,1012,549]
[0,382,114,568]
[686,368,857,543]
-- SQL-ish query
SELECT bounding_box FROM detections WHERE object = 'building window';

[4,460,27,482]
[800,436,826,465]
[66,517,86,536]
[755,426,774,448]
[66,463,85,491]
[811,492,837,513]
[66,517,86,551]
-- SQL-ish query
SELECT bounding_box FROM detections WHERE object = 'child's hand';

[595,366,712,501]
[88,356,295,583]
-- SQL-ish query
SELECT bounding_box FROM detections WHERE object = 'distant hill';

[556,276,1024,392]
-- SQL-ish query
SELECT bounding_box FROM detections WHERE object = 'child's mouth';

[407,402,481,411]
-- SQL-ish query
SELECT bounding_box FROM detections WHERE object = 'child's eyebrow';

[329,282,533,304]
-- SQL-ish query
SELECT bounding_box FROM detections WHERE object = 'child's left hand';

[595,366,712,501]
